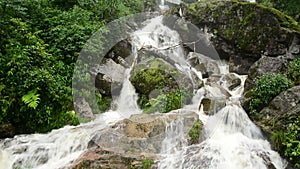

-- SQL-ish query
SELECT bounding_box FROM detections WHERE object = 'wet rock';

[65,147,157,169]
[167,0,300,74]
[187,52,220,78]
[93,59,126,98]
[89,111,199,154]
[131,57,193,108]
[206,73,242,96]
[0,124,15,138]
[73,98,94,119]
[68,111,200,169]
[250,86,300,167]
[244,56,289,93]
[200,98,227,116]
[254,86,300,135]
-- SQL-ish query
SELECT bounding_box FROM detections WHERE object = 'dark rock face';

[168,0,300,74]
[255,86,300,135]
[0,124,15,138]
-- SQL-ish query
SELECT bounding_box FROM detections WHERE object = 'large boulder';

[65,147,157,169]
[88,111,200,154]
[167,0,300,74]
[244,56,289,92]
[254,86,300,135]
[67,111,201,169]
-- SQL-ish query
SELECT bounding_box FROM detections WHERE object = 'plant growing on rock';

[248,73,293,119]
[142,159,154,169]
[288,57,300,85]
[188,120,203,144]
[271,114,300,167]
[143,89,192,113]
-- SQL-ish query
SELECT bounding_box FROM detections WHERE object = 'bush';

[0,0,143,134]
[249,73,293,118]
[271,114,300,168]
[259,0,300,20]
[188,120,203,144]
[142,159,154,169]
[143,89,192,113]
[288,57,300,85]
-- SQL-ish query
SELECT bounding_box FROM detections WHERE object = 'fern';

[22,89,40,109]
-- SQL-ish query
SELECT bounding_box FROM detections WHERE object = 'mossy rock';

[168,0,300,74]
[131,57,192,110]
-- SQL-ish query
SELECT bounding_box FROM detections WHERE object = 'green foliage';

[22,89,40,109]
[143,89,192,113]
[288,57,300,85]
[0,0,143,134]
[188,120,203,144]
[131,59,190,111]
[259,0,300,20]
[283,117,300,167]
[271,114,300,167]
[142,159,154,169]
[249,73,293,118]
[95,89,111,112]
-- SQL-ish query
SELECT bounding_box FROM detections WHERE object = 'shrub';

[142,159,154,169]
[271,114,300,168]
[259,0,300,20]
[249,73,293,118]
[143,89,192,113]
[188,120,203,144]
[288,57,300,85]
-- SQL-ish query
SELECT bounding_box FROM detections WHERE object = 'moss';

[131,58,181,109]
[180,0,300,54]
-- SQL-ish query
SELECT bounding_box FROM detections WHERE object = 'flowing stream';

[0,7,285,169]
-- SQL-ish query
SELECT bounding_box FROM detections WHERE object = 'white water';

[0,10,285,169]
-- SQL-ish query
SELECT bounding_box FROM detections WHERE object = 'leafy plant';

[22,89,40,109]
[143,89,192,113]
[259,0,300,20]
[249,73,293,118]
[142,159,154,169]
[95,89,111,112]
[288,57,300,85]
[0,0,143,134]
[282,114,300,167]
[188,120,203,144]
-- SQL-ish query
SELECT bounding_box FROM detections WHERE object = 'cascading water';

[0,34,142,169]
[0,10,285,169]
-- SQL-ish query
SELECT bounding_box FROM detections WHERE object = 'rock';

[187,52,220,78]
[131,57,193,108]
[249,86,300,168]
[167,0,300,74]
[67,111,201,169]
[254,86,300,135]
[244,56,289,92]
[0,124,15,138]
[106,40,132,64]
[200,98,226,115]
[206,73,242,95]
[73,98,94,119]
[65,147,157,169]
[89,111,199,154]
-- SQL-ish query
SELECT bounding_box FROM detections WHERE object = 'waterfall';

[0,10,286,169]
[0,24,143,169]
[115,45,141,117]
